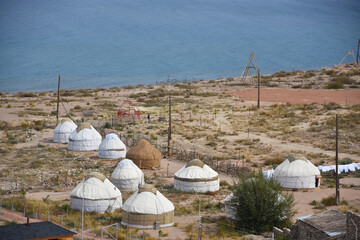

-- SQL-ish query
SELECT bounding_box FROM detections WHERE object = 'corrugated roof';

[0,221,76,240]
[299,210,346,236]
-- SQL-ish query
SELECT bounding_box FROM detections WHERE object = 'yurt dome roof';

[111,159,143,180]
[274,156,320,178]
[61,118,72,124]
[85,172,106,182]
[70,172,121,200]
[54,118,77,132]
[69,122,101,141]
[285,154,308,162]
[186,159,205,168]
[99,134,126,150]
[76,122,92,133]
[122,184,174,215]
[138,184,157,194]
[126,139,161,160]
[175,159,218,181]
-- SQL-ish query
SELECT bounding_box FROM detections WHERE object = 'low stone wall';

[347,211,360,240]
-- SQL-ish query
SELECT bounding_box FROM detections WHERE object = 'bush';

[327,81,343,89]
[231,171,295,233]
[340,158,352,165]
[321,195,336,206]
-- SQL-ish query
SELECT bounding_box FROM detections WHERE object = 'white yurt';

[174,159,219,193]
[68,122,102,151]
[274,154,321,189]
[111,158,145,190]
[70,172,122,213]
[121,184,174,229]
[53,118,77,143]
[98,133,126,159]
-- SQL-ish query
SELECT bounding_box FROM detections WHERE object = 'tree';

[231,171,296,233]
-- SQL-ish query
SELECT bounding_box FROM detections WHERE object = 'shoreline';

[1,64,359,94]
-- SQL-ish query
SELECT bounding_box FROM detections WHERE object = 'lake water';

[0,0,359,92]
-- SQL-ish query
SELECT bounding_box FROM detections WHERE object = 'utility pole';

[168,95,171,156]
[335,114,340,205]
[195,193,201,240]
[257,69,260,109]
[357,39,360,65]
[56,75,61,124]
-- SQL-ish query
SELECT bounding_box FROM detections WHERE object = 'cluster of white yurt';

[111,158,145,191]
[98,133,126,159]
[70,172,122,213]
[174,159,219,193]
[121,184,174,229]
[68,122,102,151]
[53,118,77,143]
[274,154,321,189]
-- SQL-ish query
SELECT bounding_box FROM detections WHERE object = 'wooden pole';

[357,39,360,65]
[56,75,61,124]
[336,114,340,205]
[257,69,260,109]
[168,95,171,156]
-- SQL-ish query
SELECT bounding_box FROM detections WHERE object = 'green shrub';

[327,81,343,89]
[332,76,354,85]
[340,158,352,165]
[231,171,295,233]
[321,195,336,206]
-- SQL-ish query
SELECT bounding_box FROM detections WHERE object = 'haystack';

[111,158,145,190]
[68,122,102,151]
[121,184,174,229]
[174,159,219,193]
[70,172,122,213]
[274,154,321,189]
[98,133,126,159]
[53,118,77,143]
[126,139,161,169]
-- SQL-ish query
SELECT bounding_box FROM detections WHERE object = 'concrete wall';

[346,211,360,240]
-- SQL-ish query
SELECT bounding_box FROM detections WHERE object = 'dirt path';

[224,131,360,162]
[228,89,360,105]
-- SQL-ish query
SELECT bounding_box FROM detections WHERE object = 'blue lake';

[0,0,359,92]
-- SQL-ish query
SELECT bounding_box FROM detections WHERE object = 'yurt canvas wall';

[126,139,161,169]
[274,154,321,189]
[224,193,238,221]
[70,172,122,213]
[53,118,77,143]
[98,133,126,159]
[174,159,219,193]
[68,122,102,151]
[111,159,145,190]
[121,185,174,229]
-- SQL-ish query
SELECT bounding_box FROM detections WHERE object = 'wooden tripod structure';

[241,52,260,84]
[338,48,358,67]
[241,52,261,108]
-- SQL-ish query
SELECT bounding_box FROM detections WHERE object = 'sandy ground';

[228,89,360,105]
